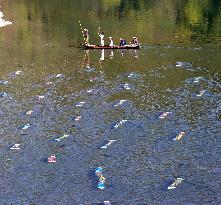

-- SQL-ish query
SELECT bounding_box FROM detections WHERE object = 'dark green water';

[0,1,221,204]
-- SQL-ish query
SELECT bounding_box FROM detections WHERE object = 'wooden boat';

[82,44,140,49]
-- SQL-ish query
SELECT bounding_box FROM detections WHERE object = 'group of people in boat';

[83,29,139,47]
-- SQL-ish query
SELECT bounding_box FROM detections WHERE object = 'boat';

[82,44,140,49]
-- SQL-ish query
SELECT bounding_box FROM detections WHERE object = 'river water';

[0,1,221,205]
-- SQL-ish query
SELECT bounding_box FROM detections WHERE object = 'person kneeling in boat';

[83,29,89,45]
[98,31,105,46]
[109,37,114,47]
[120,38,126,46]
[131,37,139,46]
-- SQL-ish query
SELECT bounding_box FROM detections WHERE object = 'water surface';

[0,1,221,204]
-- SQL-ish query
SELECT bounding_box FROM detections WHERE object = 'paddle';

[78,20,86,43]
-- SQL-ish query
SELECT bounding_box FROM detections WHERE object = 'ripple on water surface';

[0,49,221,204]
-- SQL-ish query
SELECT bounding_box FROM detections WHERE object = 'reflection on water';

[0,0,221,205]
[82,49,139,71]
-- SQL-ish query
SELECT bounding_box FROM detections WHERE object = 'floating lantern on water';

[101,140,116,149]
[159,112,172,119]
[168,178,184,190]
[114,100,126,107]
[22,124,30,130]
[10,144,20,150]
[14,71,21,75]
[26,110,33,115]
[54,134,69,142]
[173,131,186,141]
[95,167,106,190]
[48,155,56,163]
[75,116,81,121]
[114,120,128,128]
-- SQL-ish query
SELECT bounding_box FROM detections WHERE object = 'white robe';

[109,39,114,47]
[99,34,104,46]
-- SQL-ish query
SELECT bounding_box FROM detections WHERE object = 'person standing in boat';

[109,37,114,47]
[98,31,105,46]
[83,29,89,45]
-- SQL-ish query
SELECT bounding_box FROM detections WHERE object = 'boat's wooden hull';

[82,44,140,49]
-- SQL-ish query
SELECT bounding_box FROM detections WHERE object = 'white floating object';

[26,110,33,115]
[104,201,111,205]
[114,100,126,107]
[114,120,128,128]
[173,131,186,141]
[54,134,69,142]
[38,95,45,100]
[10,144,20,150]
[168,178,184,190]
[128,73,134,78]
[0,92,7,97]
[48,155,56,163]
[159,112,172,119]
[196,90,205,97]
[101,140,116,149]
[75,116,81,121]
[1,80,9,85]
[56,74,62,78]
[46,82,52,85]
[193,77,202,83]
[22,124,30,130]
[87,89,94,93]
[124,84,131,90]
[76,101,86,107]
[14,71,21,75]
[175,62,182,67]
[90,77,97,82]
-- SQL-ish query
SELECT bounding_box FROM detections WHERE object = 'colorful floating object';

[168,178,184,190]
[10,144,20,150]
[48,155,57,163]
[98,181,105,190]
[173,131,186,141]
[95,167,103,174]
[101,140,116,149]
[95,167,106,190]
